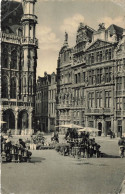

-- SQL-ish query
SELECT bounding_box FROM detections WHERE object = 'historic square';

[1,0,125,193]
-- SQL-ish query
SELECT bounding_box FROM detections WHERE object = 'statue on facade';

[65,31,68,42]
[98,23,105,31]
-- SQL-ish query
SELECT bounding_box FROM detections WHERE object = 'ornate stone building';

[56,32,73,128]
[35,72,57,132]
[48,72,57,132]
[1,0,38,135]
[56,23,125,137]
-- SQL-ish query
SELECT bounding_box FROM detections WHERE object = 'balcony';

[73,59,85,66]
[85,108,111,115]
[56,104,71,109]
[2,101,33,108]
[21,37,38,47]
[116,111,121,116]
[116,110,125,116]
[2,32,21,45]
[116,91,122,95]
[21,14,37,23]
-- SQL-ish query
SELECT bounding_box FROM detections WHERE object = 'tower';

[21,0,38,132]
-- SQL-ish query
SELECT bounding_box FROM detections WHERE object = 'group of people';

[55,128,102,158]
[1,136,32,162]
[51,131,59,143]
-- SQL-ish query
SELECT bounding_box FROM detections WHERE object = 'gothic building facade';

[56,23,125,137]
[1,0,38,135]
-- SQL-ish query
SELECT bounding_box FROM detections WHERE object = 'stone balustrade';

[2,32,21,44]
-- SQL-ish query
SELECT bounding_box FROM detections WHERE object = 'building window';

[105,49,108,60]
[118,120,122,133]
[75,74,77,84]
[91,53,94,64]
[2,48,8,68]
[117,77,122,91]
[29,77,32,94]
[123,58,125,70]
[88,92,94,108]
[10,77,16,99]
[88,70,94,85]
[105,67,112,83]
[100,51,103,62]
[88,54,91,64]
[105,91,111,108]
[108,49,112,60]
[11,50,17,69]
[89,121,94,127]
[1,76,8,98]
[23,77,26,95]
[96,51,102,62]
[78,73,81,83]
[96,52,100,62]
[117,60,122,72]
[96,91,102,108]
[105,49,112,61]
[64,52,66,61]
[123,98,125,110]
[116,97,122,110]
[96,69,102,84]
[83,72,85,82]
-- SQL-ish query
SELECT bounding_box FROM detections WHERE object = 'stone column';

[28,111,33,135]
[111,116,114,133]
[101,118,105,136]
[15,111,18,135]
[114,119,117,136]
[85,116,88,127]
[102,89,105,109]
[48,116,50,132]
[1,109,3,122]
[93,117,96,128]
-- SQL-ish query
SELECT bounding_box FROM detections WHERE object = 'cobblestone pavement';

[1,136,125,194]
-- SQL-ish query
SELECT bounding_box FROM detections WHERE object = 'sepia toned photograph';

[1,0,125,193]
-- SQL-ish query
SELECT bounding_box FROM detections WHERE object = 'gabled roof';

[85,39,114,52]
[106,24,124,36]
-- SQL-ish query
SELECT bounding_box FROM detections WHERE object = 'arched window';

[18,28,22,37]
[10,77,16,99]
[2,48,8,68]
[23,77,26,95]
[29,77,32,94]
[1,76,8,98]
[11,50,17,69]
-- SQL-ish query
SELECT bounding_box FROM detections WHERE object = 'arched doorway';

[3,109,15,132]
[98,122,102,136]
[18,110,28,133]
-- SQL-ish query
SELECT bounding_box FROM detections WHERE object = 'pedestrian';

[30,136,34,150]
[118,136,125,158]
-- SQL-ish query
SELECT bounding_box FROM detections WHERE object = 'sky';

[13,0,125,77]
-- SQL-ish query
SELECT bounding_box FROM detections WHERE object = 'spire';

[63,31,68,46]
